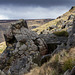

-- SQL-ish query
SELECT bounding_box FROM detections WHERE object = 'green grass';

[25,48,75,75]
[62,57,75,71]
[53,31,69,37]
[32,7,75,34]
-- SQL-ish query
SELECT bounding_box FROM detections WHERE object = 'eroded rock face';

[0,20,48,75]
[40,34,68,54]
[67,17,75,48]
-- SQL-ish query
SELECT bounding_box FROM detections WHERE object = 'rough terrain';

[32,6,75,34]
[0,19,53,43]
[0,19,48,75]
[0,6,75,75]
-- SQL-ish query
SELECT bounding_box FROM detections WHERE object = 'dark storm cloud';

[0,0,75,7]
[0,0,75,19]
[0,6,70,19]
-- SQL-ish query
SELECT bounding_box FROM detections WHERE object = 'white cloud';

[0,15,9,20]
[0,5,70,19]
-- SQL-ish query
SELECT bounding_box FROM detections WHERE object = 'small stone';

[18,51,24,55]
[16,42,20,48]
[19,44,27,51]
[64,69,70,75]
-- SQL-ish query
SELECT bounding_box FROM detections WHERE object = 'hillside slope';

[32,6,75,34]
[25,47,75,75]
[0,12,75,75]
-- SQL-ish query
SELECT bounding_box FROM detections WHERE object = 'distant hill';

[27,19,54,29]
[0,19,53,43]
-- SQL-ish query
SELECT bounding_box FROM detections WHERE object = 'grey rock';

[56,19,65,25]
[19,44,27,51]
[67,17,75,48]
[70,66,75,75]
[64,69,70,75]
[40,34,67,54]
[52,43,66,56]
[16,42,20,48]
[64,66,75,75]
[0,19,48,75]
[68,14,75,20]
[0,70,6,75]
[11,19,28,29]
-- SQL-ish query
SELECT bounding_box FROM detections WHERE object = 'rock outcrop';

[67,17,75,48]
[0,20,48,75]
[0,11,75,75]
[39,33,68,54]
[0,19,53,43]
[32,6,75,35]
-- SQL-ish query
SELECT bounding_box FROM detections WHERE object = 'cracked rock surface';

[0,19,48,75]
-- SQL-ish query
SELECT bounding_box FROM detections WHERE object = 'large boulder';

[40,34,68,54]
[0,20,48,75]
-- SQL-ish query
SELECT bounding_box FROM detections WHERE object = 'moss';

[53,31,69,37]
[7,56,14,64]
[20,42,24,45]
[54,54,59,63]
[62,57,75,71]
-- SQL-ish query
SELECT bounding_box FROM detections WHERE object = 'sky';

[0,0,75,20]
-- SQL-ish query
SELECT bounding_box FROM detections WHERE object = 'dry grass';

[53,31,69,37]
[0,42,6,53]
[25,48,75,75]
[32,7,75,34]
[32,19,60,34]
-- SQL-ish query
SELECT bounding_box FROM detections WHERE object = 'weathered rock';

[64,69,70,75]
[52,43,66,55]
[64,66,75,75]
[40,34,68,54]
[0,70,6,75]
[67,17,75,48]
[56,19,65,26]
[0,19,48,75]
[68,15,75,20]
[70,66,75,75]
[11,19,28,29]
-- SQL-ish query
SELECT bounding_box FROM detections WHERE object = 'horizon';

[0,18,54,20]
[0,0,75,20]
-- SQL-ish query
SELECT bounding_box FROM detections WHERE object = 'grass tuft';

[53,31,69,37]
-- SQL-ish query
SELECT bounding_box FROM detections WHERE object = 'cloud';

[0,0,75,7]
[0,15,9,20]
[0,0,74,19]
[0,5,70,19]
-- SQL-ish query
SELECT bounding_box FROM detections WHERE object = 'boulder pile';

[0,16,75,75]
[0,20,48,75]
